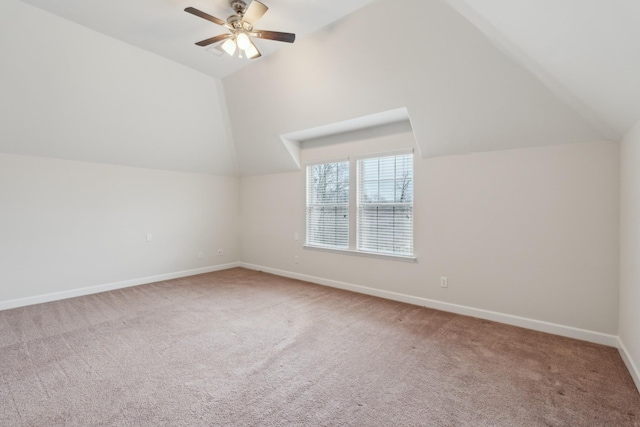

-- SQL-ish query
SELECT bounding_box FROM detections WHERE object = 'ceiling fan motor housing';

[227,14,242,29]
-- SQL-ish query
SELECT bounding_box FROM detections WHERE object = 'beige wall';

[0,0,241,308]
[0,154,240,305]
[241,135,620,337]
[620,120,640,388]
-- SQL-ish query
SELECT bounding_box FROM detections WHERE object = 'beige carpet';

[0,268,638,426]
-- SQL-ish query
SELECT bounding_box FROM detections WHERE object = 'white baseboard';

[0,262,241,311]
[240,263,619,348]
[618,338,640,393]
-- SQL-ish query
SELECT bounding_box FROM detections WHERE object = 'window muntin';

[306,161,349,249]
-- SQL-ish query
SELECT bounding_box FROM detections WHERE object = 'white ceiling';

[222,0,610,175]
[444,0,640,139]
[19,0,640,138]
[18,0,378,79]
[8,0,640,176]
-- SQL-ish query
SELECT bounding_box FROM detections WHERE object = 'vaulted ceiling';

[5,0,640,176]
[223,0,639,175]
[16,0,378,79]
[445,0,640,140]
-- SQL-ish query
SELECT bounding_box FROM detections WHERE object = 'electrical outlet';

[294,255,299,264]
[146,233,153,242]
[217,249,224,256]
[440,277,448,288]
[198,251,204,259]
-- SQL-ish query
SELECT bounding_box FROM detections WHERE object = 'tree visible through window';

[357,154,413,256]
[306,161,349,249]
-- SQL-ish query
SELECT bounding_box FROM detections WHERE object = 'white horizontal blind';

[306,161,349,249]
[357,153,413,256]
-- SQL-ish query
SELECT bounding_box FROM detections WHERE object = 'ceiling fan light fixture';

[244,42,260,59]
[221,38,237,55]
[185,2,295,60]
[236,32,251,50]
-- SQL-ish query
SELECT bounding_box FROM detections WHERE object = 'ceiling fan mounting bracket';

[230,1,247,15]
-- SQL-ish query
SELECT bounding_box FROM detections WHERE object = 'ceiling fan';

[185,0,295,59]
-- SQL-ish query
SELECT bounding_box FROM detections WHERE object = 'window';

[358,153,413,256]
[306,161,349,249]
[306,152,414,258]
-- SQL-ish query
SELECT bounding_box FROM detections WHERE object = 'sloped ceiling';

[223,0,608,175]
[1,0,237,175]
[444,0,640,140]
[16,0,378,79]
[5,0,640,176]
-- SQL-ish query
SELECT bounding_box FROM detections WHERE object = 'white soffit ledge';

[280,107,413,168]
[282,108,410,141]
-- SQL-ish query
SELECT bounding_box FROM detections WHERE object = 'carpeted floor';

[0,268,638,426]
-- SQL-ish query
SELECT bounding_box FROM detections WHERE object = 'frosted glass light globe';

[236,32,251,50]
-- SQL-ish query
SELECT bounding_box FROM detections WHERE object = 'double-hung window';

[305,151,414,259]
[306,161,350,249]
[357,153,413,256]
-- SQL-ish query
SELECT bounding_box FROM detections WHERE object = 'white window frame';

[305,159,350,250]
[356,152,414,257]
[304,149,415,262]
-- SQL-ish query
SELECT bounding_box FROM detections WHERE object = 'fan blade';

[252,30,295,43]
[195,33,232,47]
[243,1,268,26]
[184,7,227,27]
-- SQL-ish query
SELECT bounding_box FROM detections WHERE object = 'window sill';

[303,245,417,263]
